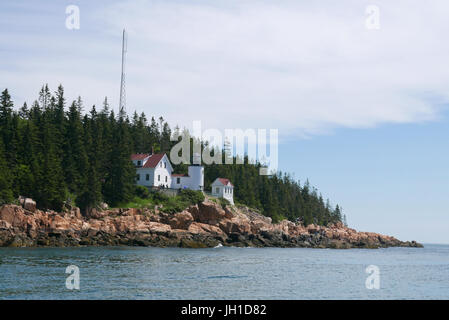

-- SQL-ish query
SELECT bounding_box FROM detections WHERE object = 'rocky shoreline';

[0,199,422,249]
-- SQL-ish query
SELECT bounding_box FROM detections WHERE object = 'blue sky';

[280,117,449,244]
[0,0,448,243]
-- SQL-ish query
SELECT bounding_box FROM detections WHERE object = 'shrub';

[135,185,150,199]
[160,197,189,214]
[218,197,230,209]
[271,213,287,224]
[149,191,169,204]
[158,190,205,214]
[178,189,205,204]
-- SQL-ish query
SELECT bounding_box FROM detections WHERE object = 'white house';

[132,153,173,188]
[131,153,204,191]
[211,178,234,205]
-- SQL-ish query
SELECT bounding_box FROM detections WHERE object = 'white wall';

[171,176,190,189]
[154,165,171,187]
[135,156,206,191]
[135,168,155,187]
[211,181,234,204]
[136,155,172,188]
[187,166,204,191]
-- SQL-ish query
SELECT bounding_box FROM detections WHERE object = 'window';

[146,174,150,181]
[164,162,166,168]
[216,187,219,194]
[177,177,181,184]
[158,175,160,181]
[136,174,140,181]
[165,176,167,182]
[137,160,141,166]
[160,162,162,167]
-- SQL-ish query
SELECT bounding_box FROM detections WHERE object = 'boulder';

[148,222,172,234]
[23,198,36,212]
[88,208,103,219]
[18,196,26,206]
[70,207,82,219]
[218,218,251,235]
[0,220,12,229]
[190,202,228,224]
[307,224,319,234]
[188,222,227,237]
[169,211,194,230]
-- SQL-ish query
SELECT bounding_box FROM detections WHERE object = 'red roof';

[172,173,188,177]
[131,153,150,161]
[142,153,166,168]
[217,178,234,187]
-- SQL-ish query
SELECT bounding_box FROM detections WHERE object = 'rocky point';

[0,199,422,249]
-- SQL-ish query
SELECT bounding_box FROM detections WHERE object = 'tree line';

[0,85,344,225]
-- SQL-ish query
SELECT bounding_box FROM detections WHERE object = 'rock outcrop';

[0,200,423,249]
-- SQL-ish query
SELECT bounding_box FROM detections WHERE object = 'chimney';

[151,146,154,155]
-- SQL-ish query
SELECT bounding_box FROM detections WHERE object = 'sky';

[0,0,448,243]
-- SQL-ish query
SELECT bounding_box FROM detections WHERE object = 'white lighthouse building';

[211,178,234,205]
[132,152,234,204]
[131,152,204,191]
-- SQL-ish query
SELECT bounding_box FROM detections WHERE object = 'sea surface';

[0,244,448,299]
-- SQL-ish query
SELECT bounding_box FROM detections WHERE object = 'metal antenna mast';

[119,29,127,115]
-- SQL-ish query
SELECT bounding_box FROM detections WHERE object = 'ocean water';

[0,244,448,300]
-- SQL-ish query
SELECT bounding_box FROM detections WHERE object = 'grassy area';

[116,196,154,209]
[116,189,205,213]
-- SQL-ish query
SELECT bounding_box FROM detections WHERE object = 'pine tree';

[63,100,88,194]
[19,102,29,119]
[103,115,135,206]
[76,115,102,214]
[0,140,13,205]
[0,89,14,158]
[35,108,67,210]
[0,85,345,226]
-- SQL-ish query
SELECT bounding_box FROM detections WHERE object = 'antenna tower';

[119,29,127,115]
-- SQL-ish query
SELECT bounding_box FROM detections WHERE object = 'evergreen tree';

[103,114,135,206]
[0,84,345,226]
[35,107,67,210]
[63,100,88,194]
[0,140,13,205]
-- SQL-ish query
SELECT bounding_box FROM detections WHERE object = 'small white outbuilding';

[211,178,234,205]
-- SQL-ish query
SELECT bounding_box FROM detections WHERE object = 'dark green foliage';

[148,191,170,204]
[1,84,344,225]
[155,190,204,214]
[102,114,136,206]
[135,185,150,199]
[178,189,205,204]
[0,140,13,205]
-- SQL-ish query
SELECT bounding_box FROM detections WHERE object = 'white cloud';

[1,0,449,138]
